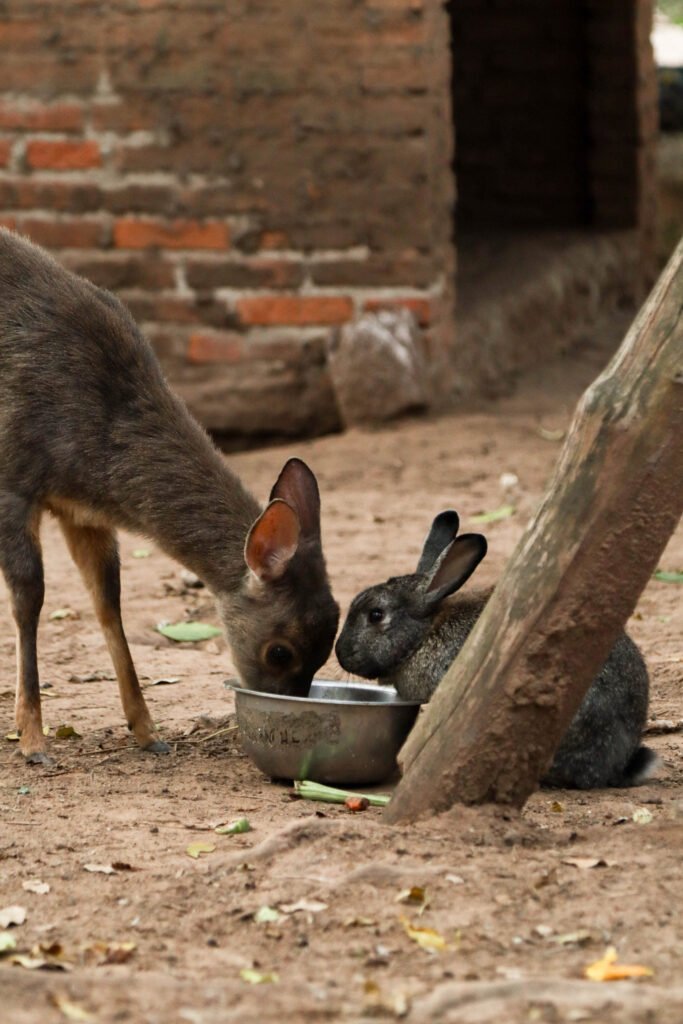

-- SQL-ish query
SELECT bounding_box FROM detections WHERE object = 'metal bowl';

[233,680,421,786]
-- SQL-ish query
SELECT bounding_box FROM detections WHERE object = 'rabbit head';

[335,511,487,679]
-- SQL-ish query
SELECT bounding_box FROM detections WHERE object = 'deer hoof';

[144,739,170,754]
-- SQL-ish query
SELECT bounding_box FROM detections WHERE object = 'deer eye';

[367,608,384,625]
[266,643,294,669]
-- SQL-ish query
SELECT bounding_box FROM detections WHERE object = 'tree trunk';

[385,238,683,823]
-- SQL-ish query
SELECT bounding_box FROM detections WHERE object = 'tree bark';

[385,238,683,822]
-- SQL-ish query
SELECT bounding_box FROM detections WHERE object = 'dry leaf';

[85,940,136,966]
[400,915,447,953]
[396,886,427,906]
[49,993,95,1023]
[0,931,17,953]
[186,841,216,859]
[240,967,279,984]
[584,946,653,982]
[146,677,180,687]
[363,979,410,1018]
[279,899,328,915]
[22,880,50,895]
[632,808,653,825]
[10,941,73,971]
[6,726,49,741]
[49,607,79,621]
[0,905,26,928]
[83,864,115,875]
[538,426,566,442]
[55,725,81,740]
[550,800,564,813]
[445,874,464,886]
[553,930,593,946]
[562,857,609,870]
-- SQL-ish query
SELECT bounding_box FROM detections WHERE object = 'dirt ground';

[1,311,682,1024]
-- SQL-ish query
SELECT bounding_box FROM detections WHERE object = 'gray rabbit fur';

[335,511,658,790]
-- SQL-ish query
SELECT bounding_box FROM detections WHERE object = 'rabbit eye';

[266,643,294,669]
[367,608,384,625]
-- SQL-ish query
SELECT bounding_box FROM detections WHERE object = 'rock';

[328,310,429,426]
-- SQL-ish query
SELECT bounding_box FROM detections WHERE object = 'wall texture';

[0,1,656,436]
[0,0,454,436]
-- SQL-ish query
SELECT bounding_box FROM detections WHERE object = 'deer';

[0,228,339,764]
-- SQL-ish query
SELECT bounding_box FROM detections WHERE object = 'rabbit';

[335,510,658,789]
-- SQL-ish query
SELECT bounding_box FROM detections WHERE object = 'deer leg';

[0,496,48,763]
[58,517,169,753]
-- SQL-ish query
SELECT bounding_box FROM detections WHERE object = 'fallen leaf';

[10,941,73,971]
[400,915,447,953]
[584,946,653,982]
[84,940,136,966]
[186,841,216,859]
[49,993,95,1023]
[146,677,181,687]
[49,607,79,621]
[83,864,115,875]
[363,979,410,1018]
[445,874,464,886]
[499,471,519,490]
[214,817,252,835]
[55,724,81,740]
[538,426,566,442]
[396,886,427,907]
[0,905,26,928]
[469,504,515,524]
[562,857,609,870]
[344,916,376,928]
[632,808,653,825]
[550,800,564,813]
[653,570,683,584]
[18,785,31,796]
[110,862,138,872]
[22,880,50,895]
[240,967,279,984]
[132,548,150,559]
[156,621,221,643]
[254,906,281,924]
[6,726,49,741]
[553,929,593,946]
[279,899,328,915]
[0,931,17,953]
[345,796,369,812]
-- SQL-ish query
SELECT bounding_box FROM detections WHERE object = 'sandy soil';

[1,316,682,1024]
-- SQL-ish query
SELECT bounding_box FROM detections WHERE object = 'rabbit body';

[335,511,657,790]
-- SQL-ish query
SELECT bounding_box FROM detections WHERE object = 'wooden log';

[385,238,683,822]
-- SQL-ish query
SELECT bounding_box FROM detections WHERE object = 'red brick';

[114,218,229,250]
[0,21,44,47]
[26,140,101,171]
[237,295,353,326]
[0,139,11,168]
[362,297,432,325]
[18,218,105,249]
[0,102,83,132]
[185,259,304,291]
[187,332,244,365]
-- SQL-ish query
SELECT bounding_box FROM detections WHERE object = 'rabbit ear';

[416,510,460,573]
[270,458,321,540]
[424,533,487,606]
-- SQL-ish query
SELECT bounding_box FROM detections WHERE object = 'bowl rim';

[230,678,422,709]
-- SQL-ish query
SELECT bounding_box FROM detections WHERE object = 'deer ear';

[245,499,301,582]
[270,458,321,539]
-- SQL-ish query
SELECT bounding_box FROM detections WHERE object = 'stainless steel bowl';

[233,679,421,786]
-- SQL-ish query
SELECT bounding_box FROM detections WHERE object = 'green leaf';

[0,931,17,954]
[294,780,390,807]
[186,841,216,859]
[469,504,516,524]
[156,621,222,643]
[654,570,683,584]
[240,968,279,984]
[132,548,150,559]
[55,724,81,740]
[254,906,281,924]
[215,817,252,835]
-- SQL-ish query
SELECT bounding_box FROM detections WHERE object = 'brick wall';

[0,1,656,437]
[0,0,454,437]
